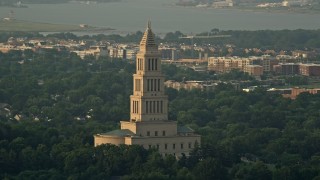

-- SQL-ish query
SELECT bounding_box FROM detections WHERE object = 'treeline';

[0,0,120,6]
[188,29,320,50]
[1,50,320,179]
[2,29,320,50]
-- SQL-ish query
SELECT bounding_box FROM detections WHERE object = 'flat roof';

[100,129,135,137]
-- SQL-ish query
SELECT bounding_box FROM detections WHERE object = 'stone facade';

[94,22,201,157]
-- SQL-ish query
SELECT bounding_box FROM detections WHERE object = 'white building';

[212,0,233,8]
[73,46,108,59]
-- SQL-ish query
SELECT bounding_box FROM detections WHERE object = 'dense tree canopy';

[1,50,320,179]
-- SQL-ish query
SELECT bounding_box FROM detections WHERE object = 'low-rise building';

[73,46,108,59]
[284,87,320,99]
[165,80,207,91]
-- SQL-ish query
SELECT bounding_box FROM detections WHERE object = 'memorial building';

[94,21,200,157]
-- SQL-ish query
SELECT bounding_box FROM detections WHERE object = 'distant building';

[160,48,180,60]
[94,22,200,157]
[257,3,282,8]
[0,103,11,118]
[212,0,233,8]
[208,56,276,74]
[165,80,239,91]
[282,0,309,7]
[108,45,137,60]
[260,55,277,72]
[283,87,320,99]
[276,55,297,63]
[273,63,300,75]
[0,44,17,53]
[165,80,208,91]
[73,46,108,59]
[292,50,317,59]
[126,49,138,60]
[299,64,320,76]
[208,57,240,73]
[244,65,264,77]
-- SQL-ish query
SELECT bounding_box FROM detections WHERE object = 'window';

[155,131,158,136]
[155,59,158,70]
[158,79,160,91]
[181,143,184,149]
[136,101,139,114]
[140,59,143,70]
[146,101,149,113]
[188,143,192,149]
[147,131,150,136]
[147,79,150,91]
[173,144,176,149]
[132,101,138,114]
[139,59,142,70]
[151,79,153,91]
[148,59,151,70]
[133,101,139,114]
[151,58,154,70]
[148,145,151,149]
[156,144,159,150]
[160,101,163,113]
[165,144,167,150]
[149,101,152,113]
[162,131,166,136]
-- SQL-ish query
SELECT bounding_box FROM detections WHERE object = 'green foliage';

[218,69,255,81]
[0,51,133,122]
[1,50,320,179]
[162,64,212,81]
[220,29,320,49]
[0,32,43,43]
[284,76,309,86]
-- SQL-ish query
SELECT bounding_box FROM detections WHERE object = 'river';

[0,0,319,34]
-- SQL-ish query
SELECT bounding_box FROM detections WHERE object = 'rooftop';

[100,129,135,137]
[177,126,195,133]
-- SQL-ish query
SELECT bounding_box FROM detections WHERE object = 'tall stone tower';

[94,22,200,157]
[130,21,168,122]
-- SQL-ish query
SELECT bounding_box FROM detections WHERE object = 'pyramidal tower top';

[139,20,158,52]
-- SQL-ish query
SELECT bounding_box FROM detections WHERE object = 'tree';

[192,157,229,180]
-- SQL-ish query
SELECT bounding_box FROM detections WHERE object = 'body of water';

[1,0,320,34]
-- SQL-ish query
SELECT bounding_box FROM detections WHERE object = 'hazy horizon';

[0,0,319,34]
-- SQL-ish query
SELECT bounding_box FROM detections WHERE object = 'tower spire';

[140,20,157,52]
[148,20,151,29]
